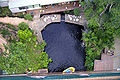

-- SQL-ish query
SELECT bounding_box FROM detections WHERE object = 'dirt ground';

[0,17,28,25]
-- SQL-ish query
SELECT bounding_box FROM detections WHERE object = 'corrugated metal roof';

[9,0,78,8]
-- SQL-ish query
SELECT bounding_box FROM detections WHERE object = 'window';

[30,12,34,15]
[19,6,28,10]
[28,5,34,9]
[34,4,39,8]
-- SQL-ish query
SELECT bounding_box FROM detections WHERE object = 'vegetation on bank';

[0,7,24,18]
[0,22,52,74]
[80,0,120,70]
[0,22,17,43]
[24,14,33,21]
[0,7,12,17]
[74,8,80,16]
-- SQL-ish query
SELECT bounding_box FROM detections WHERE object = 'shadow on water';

[42,21,86,72]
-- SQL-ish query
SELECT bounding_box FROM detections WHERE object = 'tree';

[64,11,70,14]
[74,8,80,16]
[18,22,29,30]
[0,23,52,74]
[0,42,51,74]
[80,0,120,70]
[24,14,33,21]
[17,28,32,42]
[0,7,12,17]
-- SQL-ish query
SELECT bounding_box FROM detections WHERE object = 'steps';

[94,54,113,71]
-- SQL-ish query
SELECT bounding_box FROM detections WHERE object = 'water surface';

[42,22,85,72]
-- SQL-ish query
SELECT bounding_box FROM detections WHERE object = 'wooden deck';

[27,1,81,15]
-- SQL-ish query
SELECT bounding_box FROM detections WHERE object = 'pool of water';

[0,73,120,80]
[42,22,85,72]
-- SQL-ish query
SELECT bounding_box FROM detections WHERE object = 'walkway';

[27,1,81,15]
[0,17,28,26]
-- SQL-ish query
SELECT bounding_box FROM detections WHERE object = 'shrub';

[1,29,11,38]
[0,7,12,17]
[6,23,16,31]
[16,13,24,18]
[17,28,32,42]
[0,27,51,74]
[0,43,51,74]
[18,22,29,30]
[74,8,80,16]
[24,14,33,21]
[64,11,70,14]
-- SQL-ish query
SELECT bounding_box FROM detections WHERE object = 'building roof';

[0,0,8,2]
[0,0,9,7]
[9,0,78,8]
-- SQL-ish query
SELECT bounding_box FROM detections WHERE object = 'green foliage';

[0,23,51,74]
[81,0,120,70]
[64,11,70,14]
[0,23,17,43]
[82,32,102,70]
[0,43,50,74]
[18,22,29,30]
[0,7,24,18]
[0,29,11,37]
[74,8,80,16]
[6,23,16,31]
[0,7,12,17]
[12,13,24,18]
[0,22,16,31]
[24,14,33,21]
[17,28,32,42]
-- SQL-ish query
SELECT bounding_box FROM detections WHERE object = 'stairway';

[94,53,113,71]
